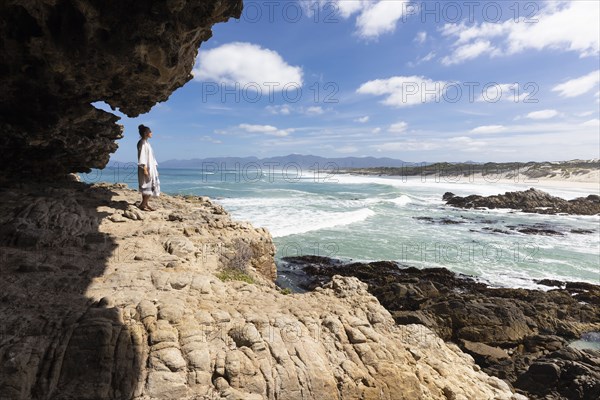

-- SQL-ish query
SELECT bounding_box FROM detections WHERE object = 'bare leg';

[139,194,150,210]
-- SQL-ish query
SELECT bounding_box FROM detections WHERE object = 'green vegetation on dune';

[340,160,599,180]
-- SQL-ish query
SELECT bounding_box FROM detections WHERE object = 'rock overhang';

[0,0,243,182]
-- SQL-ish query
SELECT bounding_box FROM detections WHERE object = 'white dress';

[137,139,160,196]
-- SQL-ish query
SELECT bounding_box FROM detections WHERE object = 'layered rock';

[0,181,524,399]
[443,188,600,215]
[0,0,242,181]
[284,255,600,399]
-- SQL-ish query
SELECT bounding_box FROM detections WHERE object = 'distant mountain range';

[157,154,424,169]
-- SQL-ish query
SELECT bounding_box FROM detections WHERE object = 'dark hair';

[138,124,151,138]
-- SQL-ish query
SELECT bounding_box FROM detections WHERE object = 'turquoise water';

[83,167,600,289]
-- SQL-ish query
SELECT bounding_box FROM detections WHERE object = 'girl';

[137,124,160,211]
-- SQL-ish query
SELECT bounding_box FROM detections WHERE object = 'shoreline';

[337,172,600,193]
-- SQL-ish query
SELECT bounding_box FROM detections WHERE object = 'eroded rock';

[0,0,243,181]
[0,181,523,400]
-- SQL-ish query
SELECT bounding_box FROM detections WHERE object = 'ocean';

[83,166,600,290]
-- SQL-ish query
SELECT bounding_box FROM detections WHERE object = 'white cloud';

[440,2,600,64]
[415,31,427,44]
[305,106,324,115]
[372,127,381,134]
[470,125,506,134]
[355,1,411,39]
[357,75,448,107]
[552,70,600,98]
[408,51,436,67]
[575,111,595,117]
[355,116,370,123]
[420,51,435,62]
[193,42,303,90]
[335,0,364,18]
[238,123,293,137]
[388,121,408,133]
[526,109,559,120]
[266,105,292,115]
[441,40,492,65]
[266,105,327,116]
[304,1,413,39]
[477,83,529,103]
[200,136,222,144]
[581,119,600,127]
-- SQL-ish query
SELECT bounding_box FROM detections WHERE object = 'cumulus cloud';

[526,109,559,120]
[470,125,506,134]
[357,75,448,107]
[306,0,412,39]
[335,0,364,18]
[355,1,411,39]
[193,42,303,90]
[355,116,370,123]
[440,1,600,65]
[238,123,293,137]
[388,121,408,133]
[552,70,600,98]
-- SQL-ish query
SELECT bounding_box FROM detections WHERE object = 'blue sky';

[98,0,600,164]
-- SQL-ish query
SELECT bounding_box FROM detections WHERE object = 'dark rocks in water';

[0,0,243,182]
[290,255,600,399]
[413,216,434,222]
[535,279,565,288]
[444,188,600,215]
[442,192,456,201]
[515,347,600,400]
[571,228,595,234]
[517,227,564,236]
[440,218,464,225]
[413,216,465,225]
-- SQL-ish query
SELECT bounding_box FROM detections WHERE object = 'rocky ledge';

[282,255,600,400]
[443,188,600,215]
[0,180,524,399]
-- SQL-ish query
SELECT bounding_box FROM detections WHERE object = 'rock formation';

[283,255,600,399]
[443,188,600,215]
[0,0,243,181]
[0,180,526,399]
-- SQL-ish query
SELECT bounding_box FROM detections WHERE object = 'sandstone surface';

[0,180,524,399]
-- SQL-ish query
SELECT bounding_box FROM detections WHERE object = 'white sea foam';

[156,170,599,288]
[389,195,412,206]
[223,204,376,238]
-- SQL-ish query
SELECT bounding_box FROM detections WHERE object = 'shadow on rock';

[0,180,142,399]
